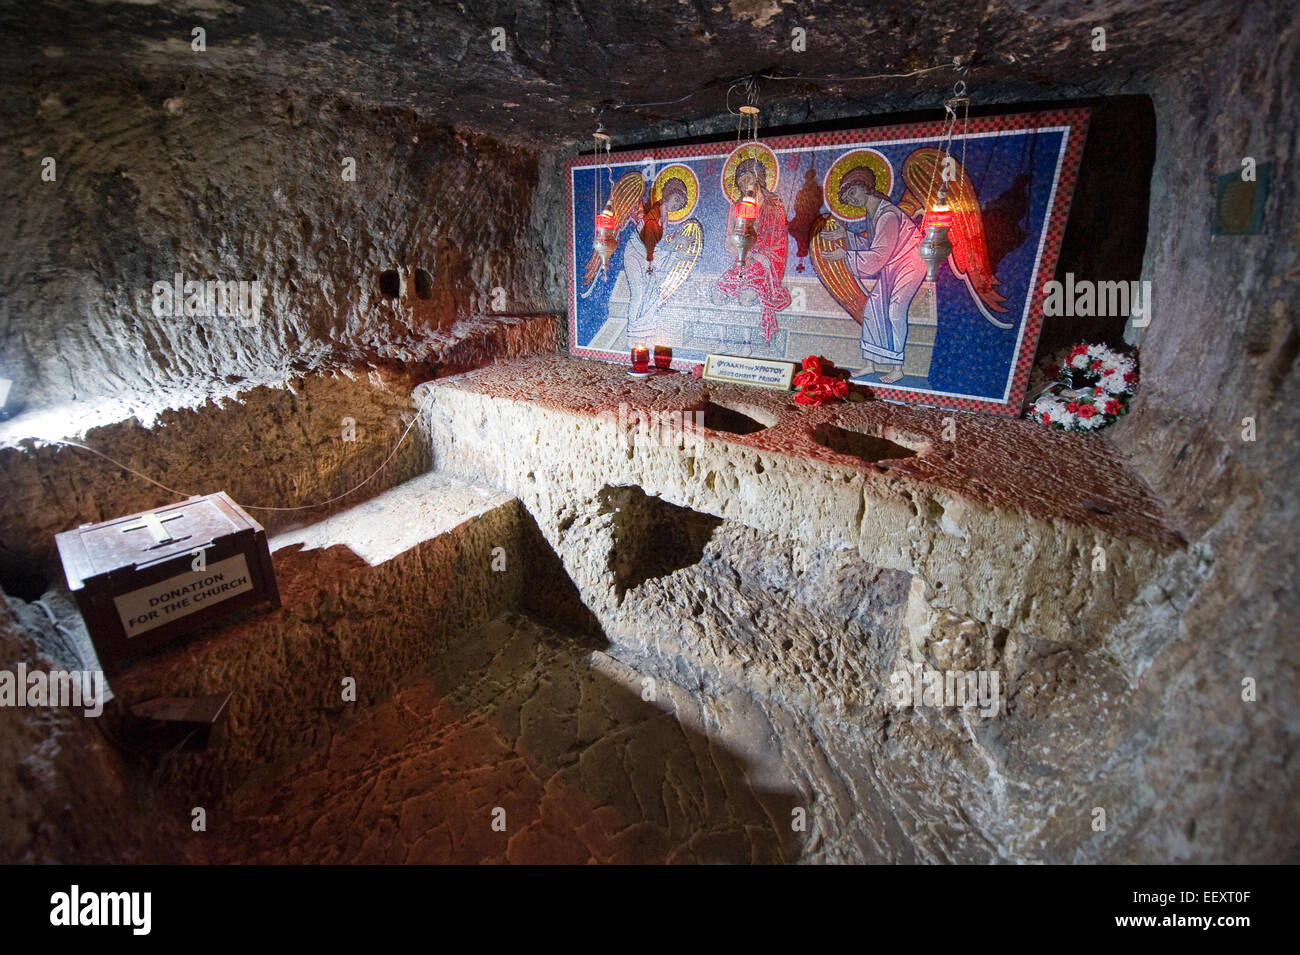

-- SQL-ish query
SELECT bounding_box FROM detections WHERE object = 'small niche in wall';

[379,269,402,299]
[413,268,434,300]
[602,486,723,600]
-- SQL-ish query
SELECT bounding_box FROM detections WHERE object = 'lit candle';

[653,345,672,370]
[630,345,650,373]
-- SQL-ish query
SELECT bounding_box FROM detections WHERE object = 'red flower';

[1068,344,1089,360]
[790,355,850,406]
[1090,359,1103,371]
[1078,405,1096,418]
[1124,371,1137,383]
[1104,399,1121,414]
[1065,401,1080,413]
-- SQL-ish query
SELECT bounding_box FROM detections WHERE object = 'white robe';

[844,202,926,365]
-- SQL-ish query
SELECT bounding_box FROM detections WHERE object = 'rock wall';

[1101,0,1300,862]
[0,70,555,411]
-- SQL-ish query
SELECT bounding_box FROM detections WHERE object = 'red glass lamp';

[593,202,618,271]
[728,191,760,266]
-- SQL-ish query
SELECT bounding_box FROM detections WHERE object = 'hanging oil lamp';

[727,101,762,267]
[594,201,618,271]
[592,126,618,271]
[729,188,759,266]
[917,184,954,282]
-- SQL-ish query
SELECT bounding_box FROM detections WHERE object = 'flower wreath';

[1026,342,1138,432]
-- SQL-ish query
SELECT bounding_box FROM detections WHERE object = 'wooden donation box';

[55,493,280,672]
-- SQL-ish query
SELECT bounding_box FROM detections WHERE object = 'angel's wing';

[656,219,703,306]
[900,148,1012,328]
[809,214,866,323]
[580,172,647,290]
[897,147,939,220]
[946,179,1012,327]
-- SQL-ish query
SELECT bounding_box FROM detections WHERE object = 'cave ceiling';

[2,1,1226,146]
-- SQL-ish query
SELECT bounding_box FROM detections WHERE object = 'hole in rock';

[413,267,434,299]
[811,423,919,464]
[602,486,724,599]
[695,400,769,436]
[378,269,402,298]
[0,552,48,603]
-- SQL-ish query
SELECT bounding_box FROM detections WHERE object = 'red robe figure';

[787,167,823,273]
[712,158,791,342]
[638,194,663,273]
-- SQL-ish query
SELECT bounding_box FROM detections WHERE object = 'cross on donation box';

[120,510,186,545]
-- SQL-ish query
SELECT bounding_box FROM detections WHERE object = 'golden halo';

[722,143,778,201]
[824,149,894,221]
[653,164,699,222]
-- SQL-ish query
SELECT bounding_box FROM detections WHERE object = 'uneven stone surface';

[208,614,803,865]
[0,66,557,411]
[0,1,1231,144]
[1,0,1295,868]
[418,354,1180,652]
[414,353,1294,862]
[0,595,196,864]
[1092,1,1300,863]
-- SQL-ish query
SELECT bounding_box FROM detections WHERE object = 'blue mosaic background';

[570,125,1070,402]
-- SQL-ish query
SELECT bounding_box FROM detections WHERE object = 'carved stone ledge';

[417,354,1184,651]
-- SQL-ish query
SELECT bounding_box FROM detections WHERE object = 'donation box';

[55,492,280,672]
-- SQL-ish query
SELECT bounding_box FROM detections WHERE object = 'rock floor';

[210,613,803,864]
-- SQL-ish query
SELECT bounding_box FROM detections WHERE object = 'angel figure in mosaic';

[624,165,703,339]
[812,149,924,384]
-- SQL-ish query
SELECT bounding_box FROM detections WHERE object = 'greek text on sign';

[702,354,796,391]
[113,554,254,638]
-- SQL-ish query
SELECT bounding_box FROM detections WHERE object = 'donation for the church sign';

[566,108,1089,417]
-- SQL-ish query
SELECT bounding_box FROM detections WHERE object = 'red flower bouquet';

[791,356,852,406]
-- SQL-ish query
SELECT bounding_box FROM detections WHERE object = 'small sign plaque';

[702,354,796,391]
[114,553,255,638]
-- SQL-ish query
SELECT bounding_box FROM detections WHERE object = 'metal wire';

[50,408,424,513]
[608,59,961,113]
